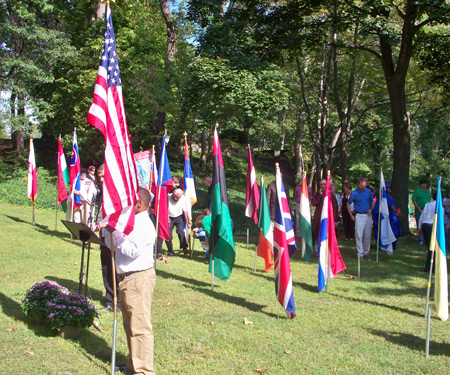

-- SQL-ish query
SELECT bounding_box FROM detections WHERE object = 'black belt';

[121,268,151,278]
[355,211,369,215]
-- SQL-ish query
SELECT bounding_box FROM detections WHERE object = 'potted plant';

[45,292,98,339]
[21,281,68,323]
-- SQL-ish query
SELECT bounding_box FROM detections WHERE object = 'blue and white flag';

[183,138,197,241]
[378,171,396,255]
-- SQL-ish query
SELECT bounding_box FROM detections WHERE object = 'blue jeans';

[414,208,424,243]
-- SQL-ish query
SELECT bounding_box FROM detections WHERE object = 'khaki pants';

[355,213,372,256]
[119,268,156,374]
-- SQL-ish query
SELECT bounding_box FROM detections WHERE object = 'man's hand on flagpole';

[98,220,115,233]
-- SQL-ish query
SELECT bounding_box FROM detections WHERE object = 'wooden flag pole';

[376,169,383,263]
[56,142,59,230]
[211,222,215,290]
[32,200,36,226]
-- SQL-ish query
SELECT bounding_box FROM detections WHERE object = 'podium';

[61,220,103,296]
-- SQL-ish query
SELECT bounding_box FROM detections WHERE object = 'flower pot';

[59,325,82,339]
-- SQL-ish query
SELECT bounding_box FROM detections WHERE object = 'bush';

[45,292,98,330]
[21,281,68,320]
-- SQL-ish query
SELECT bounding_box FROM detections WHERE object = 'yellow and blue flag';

[431,177,448,321]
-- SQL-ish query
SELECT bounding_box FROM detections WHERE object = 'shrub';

[21,281,68,319]
[45,292,98,330]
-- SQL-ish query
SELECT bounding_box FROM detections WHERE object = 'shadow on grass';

[45,276,105,304]
[156,269,281,318]
[329,293,425,318]
[368,329,450,356]
[5,215,72,242]
[0,291,126,368]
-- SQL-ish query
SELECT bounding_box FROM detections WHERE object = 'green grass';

[1,202,449,375]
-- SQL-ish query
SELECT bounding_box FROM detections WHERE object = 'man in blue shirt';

[347,177,375,259]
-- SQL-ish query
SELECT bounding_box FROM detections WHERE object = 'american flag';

[273,165,295,318]
[86,5,138,235]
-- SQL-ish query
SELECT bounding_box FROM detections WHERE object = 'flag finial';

[184,131,187,140]
[275,162,279,170]
[327,170,330,176]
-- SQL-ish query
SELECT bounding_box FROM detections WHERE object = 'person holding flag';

[273,163,295,318]
[318,173,346,292]
[86,4,142,373]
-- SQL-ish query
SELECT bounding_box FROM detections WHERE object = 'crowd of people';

[64,166,450,374]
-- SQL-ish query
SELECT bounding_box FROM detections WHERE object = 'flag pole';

[109,232,118,375]
[211,222,215,290]
[376,169,383,263]
[426,307,432,358]
[154,132,167,266]
[32,200,36,226]
[358,252,361,279]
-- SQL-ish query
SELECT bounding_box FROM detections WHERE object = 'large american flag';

[86,5,138,235]
[273,165,295,318]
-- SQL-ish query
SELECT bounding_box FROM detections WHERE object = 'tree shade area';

[2,0,450,234]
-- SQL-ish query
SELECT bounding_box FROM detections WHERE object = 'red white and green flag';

[298,174,313,261]
[245,145,260,224]
[57,136,69,211]
[209,128,235,281]
[257,175,274,272]
[27,138,37,203]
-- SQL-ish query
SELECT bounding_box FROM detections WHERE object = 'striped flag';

[378,171,396,255]
[257,176,274,272]
[86,5,138,235]
[27,139,37,203]
[298,174,313,261]
[273,165,295,318]
[245,146,260,224]
[155,133,173,241]
[318,174,346,292]
[69,129,82,209]
[431,177,448,321]
[57,136,69,211]
[183,138,197,240]
[209,128,235,281]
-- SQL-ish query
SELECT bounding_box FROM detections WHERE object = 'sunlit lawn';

[0,202,449,375]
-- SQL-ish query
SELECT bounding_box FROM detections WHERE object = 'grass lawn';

[0,202,449,375]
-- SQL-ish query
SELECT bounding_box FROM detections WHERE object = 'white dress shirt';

[168,194,186,218]
[105,211,156,274]
[418,201,436,229]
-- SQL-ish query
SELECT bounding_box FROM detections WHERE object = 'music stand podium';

[61,220,103,296]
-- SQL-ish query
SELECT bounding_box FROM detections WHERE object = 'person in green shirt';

[412,179,431,245]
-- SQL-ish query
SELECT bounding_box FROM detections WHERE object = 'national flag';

[183,138,197,241]
[257,176,273,272]
[57,136,69,211]
[378,171,397,255]
[155,133,173,240]
[318,174,346,292]
[86,5,138,235]
[134,150,152,191]
[245,145,260,224]
[27,139,37,203]
[69,129,82,209]
[273,165,295,318]
[431,177,448,321]
[209,128,235,281]
[298,174,313,261]
[150,147,158,196]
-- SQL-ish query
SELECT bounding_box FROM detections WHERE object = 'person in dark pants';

[418,191,437,273]
[95,164,120,312]
[157,189,190,257]
[342,182,355,241]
